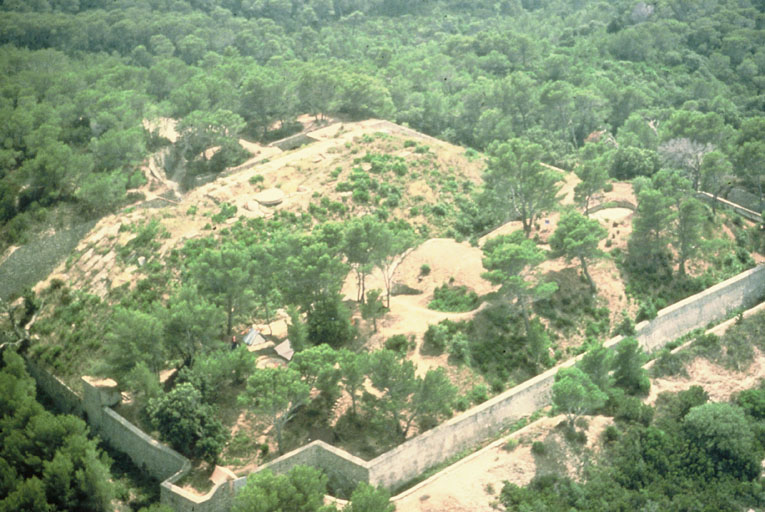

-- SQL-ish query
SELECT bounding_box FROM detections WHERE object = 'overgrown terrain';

[1,0,765,507]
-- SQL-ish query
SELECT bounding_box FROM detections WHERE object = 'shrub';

[531,441,547,456]
[603,425,620,443]
[614,395,654,426]
[384,334,409,354]
[612,311,635,336]
[352,188,371,203]
[635,298,658,322]
[211,202,238,223]
[448,332,471,363]
[431,203,447,217]
[454,394,470,412]
[736,387,765,420]
[391,283,422,296]
[307,295,355,348]
[502,438,519,451]
[650,349,689,378]
[613,337,650,396]
[147,383,228,463]
[428,283,480,312]
[419,263,431,276]
[423,323,450,353]
[468,384,489,404]
[249,174,265,185]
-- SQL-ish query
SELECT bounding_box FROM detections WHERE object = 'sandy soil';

[647,348,765,405]
[36,118,484,299]
[343,238,496,378]
[393,414,613,512]
[393,348,765,512]
[477,174,637,328]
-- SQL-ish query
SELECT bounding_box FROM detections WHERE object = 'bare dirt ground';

[341,238,495,382]
[393,414,613,512]
[393,302,765,512]
[477,170,637,328]
[647,348,765,405]
[35,118,484,299]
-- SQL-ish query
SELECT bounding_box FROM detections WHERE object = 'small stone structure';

[254,188,285,206]
[26,264,765,512]
[271,133,317,151]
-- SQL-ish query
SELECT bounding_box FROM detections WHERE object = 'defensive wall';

[697,190,762,222]
[25,263,765,511]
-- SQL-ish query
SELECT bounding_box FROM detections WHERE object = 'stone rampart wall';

[25,264,765,512]
[697,191,762,222]
[25,359,83,416]
[98,407,189,481]
[634,265,765,352]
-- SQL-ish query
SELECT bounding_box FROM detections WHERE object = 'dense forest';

[2,0,765,510]
[1,0,764,247]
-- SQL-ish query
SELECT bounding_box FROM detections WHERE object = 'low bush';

[384,334,409,354]
[468,384,489,404]
[428,283,480,312]
[650,349,689,378]
[531,441,547,456]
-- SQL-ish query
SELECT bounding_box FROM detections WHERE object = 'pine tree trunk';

[580,256,596,292]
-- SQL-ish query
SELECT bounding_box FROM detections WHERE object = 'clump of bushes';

[384,334,413,354]
[428,282,480,312]
[422,319,463,353]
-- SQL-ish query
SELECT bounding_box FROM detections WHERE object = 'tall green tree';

[188,241,254,337]
[291,343,341,407]
[673,198,705,276]
[574,145,610,215]
[628,186,674,274]
[344,482,395,512]
[402,367,456,436]
[683,402,761,480]
[146,382,228,463]
[0,350,114,512]
[106,306,166,380]
[365,350,455,439]
[338,349,368,418]
[552,366,608,424]
[232,466,328,512]
[549,210,607,292]
[163,285,223,368]
[297,63,337,121]
[175,109,245,165]
[736,117,765,210]
[342,215,388,304]
[374,221,415,308]
[361,289,386,333]
[483,139,563,237]
[612,337,650,396]
[482,231,557,334]
[240,368,310,454]
[700,150,732,215]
